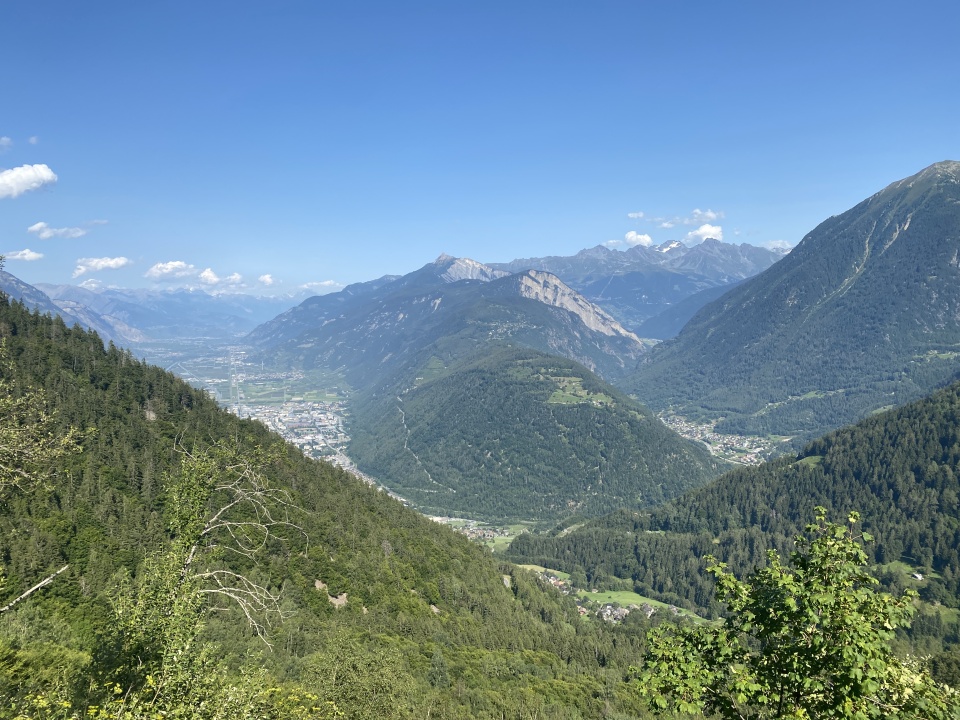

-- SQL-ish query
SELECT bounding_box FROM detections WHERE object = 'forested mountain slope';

[508,379,960,636]
[0,297,655,718]
[350,345,725,520]
[630,160,960,439]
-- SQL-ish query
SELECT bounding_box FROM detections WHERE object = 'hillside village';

[658,413,778,464]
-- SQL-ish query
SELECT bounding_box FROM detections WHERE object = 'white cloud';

[73,256,132,277]
[0,164,58,199]
[627,211,644,219]
[78,278,104,290]
[28,136,38,145]
[624,231,654,247]
[760,239,795,251]
[145,261,243,288]
[687,208,724,225]
[0,137,12,152]
[604,231,655,250]
[199,268,220,285]
[5,248,43,261]
[258,274,274,286]
[300,280,343,294]
[145,260,196,279]
[199,268,244,286]
[684,223,723,245]
[639,209,726,229]
[28,221,87,240]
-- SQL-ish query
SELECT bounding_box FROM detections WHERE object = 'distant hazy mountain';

[250,255,724,521]
[491,239,785,334]
[629,160,960,438]
[0,269,310,346]
[1,270,80,321]
[0,270,129,342]
[36,283,308,342]
[633,281,745,340]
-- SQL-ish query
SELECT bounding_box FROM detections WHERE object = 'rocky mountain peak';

[433,254,510,284]
[866,160,960,207]
[913,159,960,184]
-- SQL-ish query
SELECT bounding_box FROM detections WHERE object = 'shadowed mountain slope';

[629,160,960,438]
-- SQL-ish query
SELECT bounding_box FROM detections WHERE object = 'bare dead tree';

[168,440,307,644]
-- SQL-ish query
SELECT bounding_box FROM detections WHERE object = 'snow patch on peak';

[657,240,685,253]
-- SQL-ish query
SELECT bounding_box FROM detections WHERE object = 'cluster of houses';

[432,517,512,543]
[533,570,681,624]
[658,413,774,465]
[233,399,350,459]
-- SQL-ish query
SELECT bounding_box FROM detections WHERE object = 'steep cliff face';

[513,270,642,342]
[491,239,785,332]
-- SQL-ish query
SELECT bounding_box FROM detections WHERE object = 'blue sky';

[2,1,958,294]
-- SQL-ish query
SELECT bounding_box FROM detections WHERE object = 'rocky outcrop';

[433,253,510,283]
[514,270,642,343]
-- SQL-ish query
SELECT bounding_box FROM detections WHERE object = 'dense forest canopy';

[350,345,724,521]
[508,378,960,675]
[0,297,660,718]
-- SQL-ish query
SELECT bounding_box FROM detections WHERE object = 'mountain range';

[491,239,785,335]
[0,272,308,345]
[629,160,960,440]
[0,240,785,523]
[1,237,783,350]
[250,254,725,520]
[249,254,649,385]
